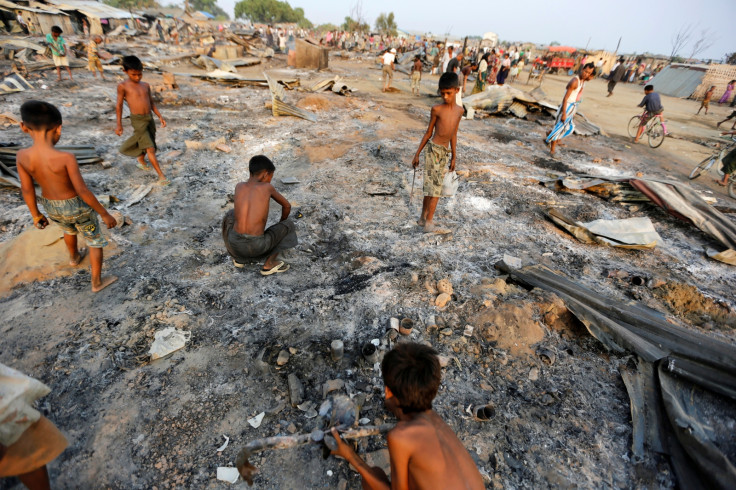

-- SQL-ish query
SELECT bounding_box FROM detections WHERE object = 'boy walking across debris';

[330,343,485,490]
[221,155,297,275]
[697,86,715,115]
[115,55,169,184]
[16,101,118,293]
[382,48,396,92]
[634,85,666,144]
[412,73,463,232]
[45,26,72,82]
[87,35,105,80]
[545,62,595,156]
[410,55,422,96]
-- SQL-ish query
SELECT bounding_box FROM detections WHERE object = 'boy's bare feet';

[423,221,436,232]
[92,275,118,293]
[715,179,727,186]
[70,247,87,266]
[417,217,426,227]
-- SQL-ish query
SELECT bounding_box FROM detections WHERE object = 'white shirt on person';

[383,52,395,65]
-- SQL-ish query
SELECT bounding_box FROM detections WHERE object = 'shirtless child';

[115,55,168,184]
[330,343,485,490]
[221,155,298,275]
[412,72,463,232]
[16,100,117,293]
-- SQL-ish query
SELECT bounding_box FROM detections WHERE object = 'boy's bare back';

[233,181,289,235]
[17,147,82,201]
[429,102,463,148]
[117,78,152,115]
[388,410,484,490]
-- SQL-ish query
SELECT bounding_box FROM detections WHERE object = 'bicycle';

[627,111,668,148]
[688,135,736,199]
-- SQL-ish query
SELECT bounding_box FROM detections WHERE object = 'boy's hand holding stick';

[235,424,394,485]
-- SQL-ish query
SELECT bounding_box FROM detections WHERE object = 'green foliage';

[315,23,338,33]
[342,16,369,33]
[549,41,560,46]
[670,55,685,63]
[374,12,396,36]
[191,0,229,19]
[234,0,310,26]
[103,0,158,10]
[726,52,736,65]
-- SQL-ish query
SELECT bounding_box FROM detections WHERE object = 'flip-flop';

[232,258,244,268]
[158,179,171,186]
[136,163,151,171]
[261,261,290,276]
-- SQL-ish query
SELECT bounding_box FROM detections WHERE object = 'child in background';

[634,84,666,144]
[697,86,715,115]
[87,35,105,80]
[115,55,169,184]
[45,26,72,82]
[410,55,422,96]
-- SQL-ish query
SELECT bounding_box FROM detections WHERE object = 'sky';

[212,0,734,61]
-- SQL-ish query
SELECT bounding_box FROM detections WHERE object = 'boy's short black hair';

[438,72,459,90]
[122,55,143,71]
[20,100,62,131]
[645,84,654,91]
[382,343,441,413]
[582,62,595,71]
[249,155,275,174]
[51,25,62,34]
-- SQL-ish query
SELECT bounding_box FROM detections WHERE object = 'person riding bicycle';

[715,130,736,187]
[634,85,665,144]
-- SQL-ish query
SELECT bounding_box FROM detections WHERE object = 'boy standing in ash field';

[45,26,72,82]
[330,343,485,490]
[115,55,169,184]
[16,101,118,293]
[412,72,463,232]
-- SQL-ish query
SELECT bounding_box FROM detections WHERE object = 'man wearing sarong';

[545,63,595,156]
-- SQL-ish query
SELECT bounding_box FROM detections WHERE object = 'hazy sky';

[213,0,734,60]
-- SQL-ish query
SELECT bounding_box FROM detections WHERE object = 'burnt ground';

[1,50,735,489]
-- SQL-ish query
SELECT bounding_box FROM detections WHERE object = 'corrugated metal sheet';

[649,65,706,98]
[45,0,140,19]
[0,0,67,14]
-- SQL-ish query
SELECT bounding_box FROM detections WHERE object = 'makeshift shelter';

[0,0,73,35]
[44,0,141,35]
[650,64,708,99]
[691,64,736,103]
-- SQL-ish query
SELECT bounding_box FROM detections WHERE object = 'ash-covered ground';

[1,52,735,489]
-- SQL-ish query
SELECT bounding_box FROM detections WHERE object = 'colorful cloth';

[119,113,156,158]
[222,210,297,261]
[38,195,108,247]
[423,140,450,197]
[0,417,68,477]
[546,101,578,143]
[45,33,65,56]
[719,83,734,104]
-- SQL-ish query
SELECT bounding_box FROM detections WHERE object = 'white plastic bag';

[148,327,191,360]
[441,171,459,197]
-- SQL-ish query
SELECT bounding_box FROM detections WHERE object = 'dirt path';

[1,51,734,489]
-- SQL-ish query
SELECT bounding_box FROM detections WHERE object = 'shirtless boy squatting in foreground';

[115,55,169,184]
[412,72,463,232]
[221,155,298,275]
[16,100,118,293]
[330,343,485,490]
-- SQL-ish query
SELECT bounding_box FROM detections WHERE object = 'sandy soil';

[1,48,735,489]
